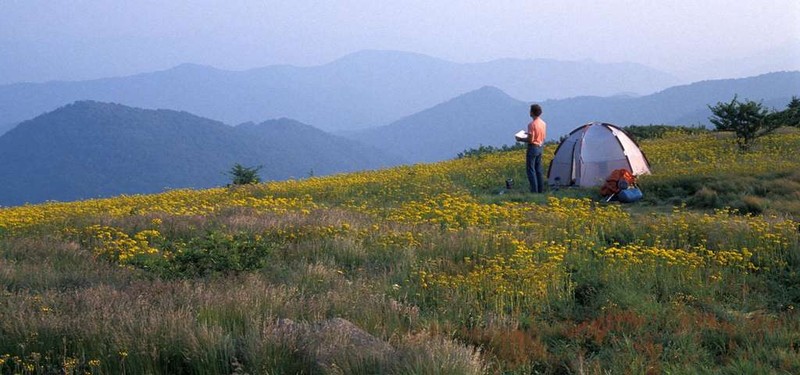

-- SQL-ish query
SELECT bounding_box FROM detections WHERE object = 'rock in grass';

[266,317,394,373]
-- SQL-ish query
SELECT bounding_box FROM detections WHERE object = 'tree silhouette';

[708,95,775,151]
[227,163,262,185]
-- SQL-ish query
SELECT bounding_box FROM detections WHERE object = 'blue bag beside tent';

[617,187,643,203]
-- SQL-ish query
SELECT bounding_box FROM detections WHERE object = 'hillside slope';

[235,118,403,178]
[349,86,528,163]
[0,101,400,206]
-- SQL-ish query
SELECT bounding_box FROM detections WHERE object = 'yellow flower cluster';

[0,353,84,373]
[77,224,161,263]
[538,197,629,237]
[641,131,800,182]
[420,236,568,313]
[388,193,525,230]
[598,244,753,270]
[641,206,798,266]
[225,194,317,215]
[0,188,316,233]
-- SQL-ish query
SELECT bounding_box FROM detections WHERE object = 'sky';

[1,0,799,84]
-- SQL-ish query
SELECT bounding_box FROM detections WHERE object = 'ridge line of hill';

[345,71,800,163]
[0,101,403,206]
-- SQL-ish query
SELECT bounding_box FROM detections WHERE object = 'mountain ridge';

[349,86,528,163]
[347,71,800,163]
[0,50,680,131]
[0,101,401,206]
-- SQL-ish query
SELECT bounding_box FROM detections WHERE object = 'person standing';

[526,104,547,193]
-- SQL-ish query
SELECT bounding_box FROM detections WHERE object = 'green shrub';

[132,230,276,278]
[709,96,777,151]
[227,163,262,185]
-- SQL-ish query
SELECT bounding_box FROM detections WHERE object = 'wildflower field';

[1,128,800,374]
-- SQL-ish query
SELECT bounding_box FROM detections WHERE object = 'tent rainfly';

[547,122,651,187]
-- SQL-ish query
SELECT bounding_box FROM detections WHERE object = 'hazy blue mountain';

[350,86,528,163]
[0,122,15,136]
[0,50,679,131]
[348,71,800,163]
[541,71,800,130]
[0,101,400,206]
[235,118,403,178]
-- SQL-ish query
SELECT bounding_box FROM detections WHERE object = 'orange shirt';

[528,117,546,146]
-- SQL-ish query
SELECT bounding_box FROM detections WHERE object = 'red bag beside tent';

[600,169,636,197]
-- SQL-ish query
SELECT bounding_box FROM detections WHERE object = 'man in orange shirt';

[526,104,547,193]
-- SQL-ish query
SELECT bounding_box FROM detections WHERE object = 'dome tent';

[547,122,650,187]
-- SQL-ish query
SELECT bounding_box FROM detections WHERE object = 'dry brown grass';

[0,237,137,292]
[1,237,471,374]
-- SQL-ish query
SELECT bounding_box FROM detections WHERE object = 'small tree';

[227,163,262,185]
[708,95,775,151]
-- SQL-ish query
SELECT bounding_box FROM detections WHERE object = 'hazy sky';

[1,0,799,84]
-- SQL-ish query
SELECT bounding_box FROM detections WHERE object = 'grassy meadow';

[1,128,800,374]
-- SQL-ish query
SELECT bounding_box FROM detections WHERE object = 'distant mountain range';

[0,50,679,132]
[347,71,800,162]
[348,86,527,163]
[541,71,800,131]
[0,101,400,206]
[1,69,796,205]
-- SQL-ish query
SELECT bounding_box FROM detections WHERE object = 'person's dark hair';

[530,104,543,117]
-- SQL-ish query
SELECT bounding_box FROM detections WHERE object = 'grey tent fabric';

[547,122,651,187]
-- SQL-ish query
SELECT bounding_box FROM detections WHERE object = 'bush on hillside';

[131,230,276,278]
[708,95,782,150]
[227,163,262,185]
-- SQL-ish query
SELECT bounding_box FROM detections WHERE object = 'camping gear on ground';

[547,122,651,187]
[601,168,643,203]
[600,168,637,197]
[617,187,643,203]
